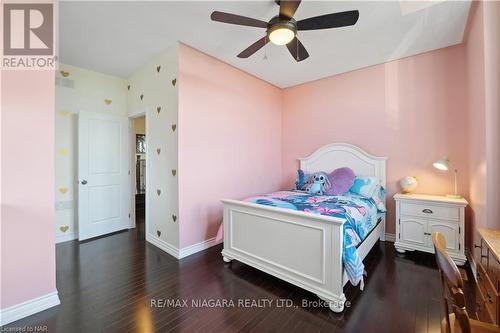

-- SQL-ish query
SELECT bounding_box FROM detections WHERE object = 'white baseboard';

[0,291,60,326]
[146,234,180,258]
[178,237,222,259]
[384,233,396,242]
[146,234,221,260]
[56,232,77,244]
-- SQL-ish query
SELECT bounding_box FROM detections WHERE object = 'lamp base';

[446,194,462,199]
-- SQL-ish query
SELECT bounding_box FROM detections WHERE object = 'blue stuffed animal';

[305,173,331,195]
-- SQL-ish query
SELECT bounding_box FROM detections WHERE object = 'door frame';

[129,112,148,233]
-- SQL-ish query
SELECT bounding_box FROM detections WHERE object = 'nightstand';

[394,193,468,265]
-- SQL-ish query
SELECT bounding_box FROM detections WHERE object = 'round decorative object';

[399,176,418,193]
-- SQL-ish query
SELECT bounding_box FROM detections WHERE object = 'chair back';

[432,232,471,333]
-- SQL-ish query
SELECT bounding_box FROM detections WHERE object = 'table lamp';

[433,157,461,199]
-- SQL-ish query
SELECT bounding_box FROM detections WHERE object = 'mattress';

[245,190,383,288]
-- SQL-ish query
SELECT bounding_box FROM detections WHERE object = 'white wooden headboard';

[299,143,387,188]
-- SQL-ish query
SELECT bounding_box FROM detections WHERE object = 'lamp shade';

[268,23,296,45]
[433,157,450,171]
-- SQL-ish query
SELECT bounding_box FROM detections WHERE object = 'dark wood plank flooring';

[3,224,477,333]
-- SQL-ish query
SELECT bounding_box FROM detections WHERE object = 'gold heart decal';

[60,70,70,77]
[157,230,161,237]
[172,214,177,222]
[156,106,161,114]
[157,189,161,196]
[59,110,70,117]
[171,124,177,132]
[172,169,177,176]
[156,148,161,155]
[59,187,69,194]
[156,66,161,73]
[171,78,177,86]
[140,94,144,101]
[59,148,69,156]
[60,225,69,232]
[127,85,131,91]
[104,99,112,105]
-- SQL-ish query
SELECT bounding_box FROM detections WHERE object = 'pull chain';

[263,36,268,60]
[296,33,299,61]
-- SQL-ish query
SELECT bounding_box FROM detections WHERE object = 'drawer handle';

[422,209,433,214]
[424,232,432,236]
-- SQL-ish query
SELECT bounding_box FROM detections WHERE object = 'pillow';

[350,176,380,198]
[295,169,313,190]
[326,167,355,195]
[371,185,387,212]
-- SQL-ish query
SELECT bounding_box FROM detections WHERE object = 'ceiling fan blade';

[279,0,301,19]
[286,38,309,62]
[297,10,359,31]
[237,37,269,58]
[211,11,268,28]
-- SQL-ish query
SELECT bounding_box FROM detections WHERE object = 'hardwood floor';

[3,225,477,333]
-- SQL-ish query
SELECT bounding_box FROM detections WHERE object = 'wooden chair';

[432,232,499,333]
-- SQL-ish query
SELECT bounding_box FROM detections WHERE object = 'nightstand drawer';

[487,249,500,292]
[484,273,499,324]
[476,283,495,324]
[478,262,489,298]
[401,202,459,221]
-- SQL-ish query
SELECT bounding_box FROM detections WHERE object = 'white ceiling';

[59,1,471,88]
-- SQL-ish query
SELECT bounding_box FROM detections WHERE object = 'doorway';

[131,115,146,237]
[76,113,147,241]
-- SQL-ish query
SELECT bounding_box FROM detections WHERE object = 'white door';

[428,221,459,252]
[400,217,427,247]
[78,112,130,240]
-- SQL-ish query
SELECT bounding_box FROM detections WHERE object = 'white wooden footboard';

[221,199,347,312]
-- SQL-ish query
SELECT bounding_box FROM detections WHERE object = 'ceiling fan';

[210,0,359,62]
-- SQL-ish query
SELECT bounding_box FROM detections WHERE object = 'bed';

[221,143,387,312]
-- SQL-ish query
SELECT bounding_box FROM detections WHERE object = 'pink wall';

[281,45,468,234]
[464,2,486,247]
[464,0,500,239]
[1,70,56,309]
[483,1,500,230]
[178,44,283,248]
[175,3,497,250]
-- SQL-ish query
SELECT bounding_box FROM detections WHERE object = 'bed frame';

[221,143,387,312]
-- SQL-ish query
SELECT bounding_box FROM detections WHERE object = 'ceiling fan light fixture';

[211,1,360,62]
[268,24,296,45]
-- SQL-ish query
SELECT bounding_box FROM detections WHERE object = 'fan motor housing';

[267,16,297,37]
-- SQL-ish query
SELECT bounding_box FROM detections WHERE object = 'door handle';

[81,180,88,185]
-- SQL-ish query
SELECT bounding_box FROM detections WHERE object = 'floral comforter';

[245,191,381,289]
